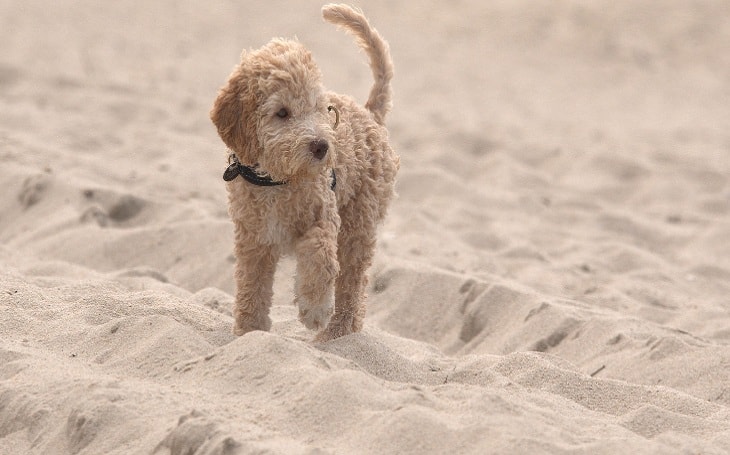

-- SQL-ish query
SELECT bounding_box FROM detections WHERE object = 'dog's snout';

[309,139,329,160]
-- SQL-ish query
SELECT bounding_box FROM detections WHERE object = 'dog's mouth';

[252,150,329,185]
[252,125,337,183]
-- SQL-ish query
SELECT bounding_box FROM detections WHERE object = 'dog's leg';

[294,223,339,331]
[232,230,278,335]
[316,222,377,342]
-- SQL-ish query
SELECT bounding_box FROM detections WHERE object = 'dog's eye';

[275,108,289,119]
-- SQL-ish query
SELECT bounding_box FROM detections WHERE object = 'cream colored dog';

[210,4,398,341]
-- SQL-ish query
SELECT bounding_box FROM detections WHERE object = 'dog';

[210,4,399,342]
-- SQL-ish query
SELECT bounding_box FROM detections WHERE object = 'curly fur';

[210,4,399,341]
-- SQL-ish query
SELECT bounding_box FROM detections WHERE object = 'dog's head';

[211,39,337,183]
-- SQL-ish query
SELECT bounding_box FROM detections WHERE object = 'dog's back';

[322,4,393,126]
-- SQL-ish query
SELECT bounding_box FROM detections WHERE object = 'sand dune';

[1,0,729,454]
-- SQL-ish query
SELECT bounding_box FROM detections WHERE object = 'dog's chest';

[230,182,338,252]
[249,192,296,248]
[260,205,294,248]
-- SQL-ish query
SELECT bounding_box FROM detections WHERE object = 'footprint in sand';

[154,410,241,454]
[107,195,146,222]
[79,189,147,226]
[80,205,109,227]
[17,173,53,208]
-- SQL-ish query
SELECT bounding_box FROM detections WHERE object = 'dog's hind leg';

[316,220,377,342]
[232,227,278,335]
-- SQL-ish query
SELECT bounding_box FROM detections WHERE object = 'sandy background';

[1,0,730,453]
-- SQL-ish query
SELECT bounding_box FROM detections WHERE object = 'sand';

[1,0,729,453]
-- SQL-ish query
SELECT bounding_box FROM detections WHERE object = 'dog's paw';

[233,312,271,336]
[314,321,354,343]
[298,296,334,331]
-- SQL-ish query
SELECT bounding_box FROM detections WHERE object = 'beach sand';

[1,1,729,453]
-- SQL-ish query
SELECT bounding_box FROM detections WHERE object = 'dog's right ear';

[211,58,255,162]
[210,70,244,151]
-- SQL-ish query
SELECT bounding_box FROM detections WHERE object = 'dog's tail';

[322,4,393,125]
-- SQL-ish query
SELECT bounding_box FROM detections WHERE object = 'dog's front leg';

[232,225,278,335]
[294,221,340,332]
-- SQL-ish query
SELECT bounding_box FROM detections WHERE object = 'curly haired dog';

[210,4,398,342]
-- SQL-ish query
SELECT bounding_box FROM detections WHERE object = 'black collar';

[223,160,285,186]
[223,155,336,190]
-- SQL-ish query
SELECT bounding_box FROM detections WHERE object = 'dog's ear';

[211,72,244,153]
[210,60,256,163]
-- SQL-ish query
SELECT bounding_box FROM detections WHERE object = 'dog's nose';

[309,139,329,160]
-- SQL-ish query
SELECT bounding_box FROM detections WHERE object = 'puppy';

[210,4,398,342]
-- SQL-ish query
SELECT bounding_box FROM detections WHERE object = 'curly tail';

[322,4,393,125]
